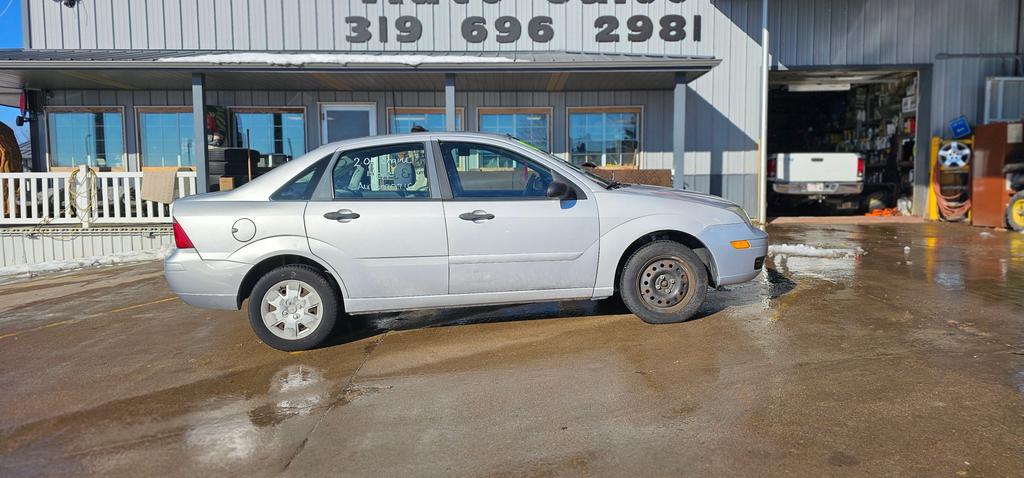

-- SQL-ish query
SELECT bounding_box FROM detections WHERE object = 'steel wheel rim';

[261,280,324,340]
[637,256,694,309]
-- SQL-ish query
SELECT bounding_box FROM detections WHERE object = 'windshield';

[511,137,614,188]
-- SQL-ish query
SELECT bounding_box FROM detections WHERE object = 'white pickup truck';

[768,152,869,212]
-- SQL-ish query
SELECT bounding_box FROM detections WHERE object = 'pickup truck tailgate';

[770,153,862,183]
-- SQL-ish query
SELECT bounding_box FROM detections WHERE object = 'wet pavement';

[1,222,1022,477]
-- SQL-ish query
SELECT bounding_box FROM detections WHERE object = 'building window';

[47,108,125,170]
[138,108,195,169]
[231,108,307,167]
[478,108,551,153]
[568,107,642,168]
[388,108,462,133]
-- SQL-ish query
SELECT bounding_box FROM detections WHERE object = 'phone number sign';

[347,0,702,45]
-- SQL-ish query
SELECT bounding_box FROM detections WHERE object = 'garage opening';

[767,70,920,217]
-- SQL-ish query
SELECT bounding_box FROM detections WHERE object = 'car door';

[304,141,448,300]
[436,140,600,295]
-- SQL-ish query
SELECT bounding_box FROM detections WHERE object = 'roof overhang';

[0,50,720,105]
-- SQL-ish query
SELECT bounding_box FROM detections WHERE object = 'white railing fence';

[1,171,198,226]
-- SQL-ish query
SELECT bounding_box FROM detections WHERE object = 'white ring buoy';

[939,142,971,169]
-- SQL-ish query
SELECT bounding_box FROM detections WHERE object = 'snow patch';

[0,245,172,280]
[768,244,864,259]
[156,53,519,67]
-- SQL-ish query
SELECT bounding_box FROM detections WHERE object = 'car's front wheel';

[619,241,708,324]
[248,265,338,351]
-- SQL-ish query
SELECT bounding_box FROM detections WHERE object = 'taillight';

[173,219,195,249]
[767,158,777,179]
[857,157,865,179]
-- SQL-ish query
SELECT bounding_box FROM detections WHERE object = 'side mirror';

[546,180,575,200]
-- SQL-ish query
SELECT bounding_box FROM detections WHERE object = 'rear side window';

[332,143,431,199]
[271,157,329,201]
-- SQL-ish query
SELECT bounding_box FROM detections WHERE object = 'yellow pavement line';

[104,297,178,314]
[0,296,179,341]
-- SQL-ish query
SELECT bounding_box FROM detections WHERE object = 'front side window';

[479,109,551,153]
[47,109,125,169]
[233,109,306,169]
[439,142,554,199]
[388,108,462,133]
[139,110,195,168]
[333,143,431,199]
[568,108,641,168]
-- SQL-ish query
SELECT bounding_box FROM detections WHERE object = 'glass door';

[321,104,377,144]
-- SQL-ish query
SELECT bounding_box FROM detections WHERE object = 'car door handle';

[459,210,495,222]
[323,209,361,221]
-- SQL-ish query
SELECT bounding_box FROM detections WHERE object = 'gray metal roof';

[0,50,720,104]
[0,49,720,73]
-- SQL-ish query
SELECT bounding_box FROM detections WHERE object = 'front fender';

[595,214,719,294]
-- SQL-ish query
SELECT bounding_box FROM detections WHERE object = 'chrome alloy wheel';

[637,256,694,309]
[261,280,324,340]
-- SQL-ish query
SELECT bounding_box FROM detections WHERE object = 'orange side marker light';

[730,240,751,250]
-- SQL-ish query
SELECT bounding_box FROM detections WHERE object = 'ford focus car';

[165,132,768,351]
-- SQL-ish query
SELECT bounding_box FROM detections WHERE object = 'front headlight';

[726,205,753,227]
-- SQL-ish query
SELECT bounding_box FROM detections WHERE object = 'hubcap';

[261,280,324,340]
[637,256,694,309]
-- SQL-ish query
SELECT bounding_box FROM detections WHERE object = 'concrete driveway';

[1,222,1022,477]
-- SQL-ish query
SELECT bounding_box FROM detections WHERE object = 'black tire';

[1002,162,1024,174]
[863,190,890,213]
[247,265,339,351]
[207,160,226,176]
[1007,191,1024,232]
[619,241,708,325]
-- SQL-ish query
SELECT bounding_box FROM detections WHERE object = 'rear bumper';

[164,249,249,310]
[701,223,769,286]
[772,182,863,196]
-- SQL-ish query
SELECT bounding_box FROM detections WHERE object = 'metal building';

[1,0,1021,220]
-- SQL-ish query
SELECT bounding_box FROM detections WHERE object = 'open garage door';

[767,69,921,218]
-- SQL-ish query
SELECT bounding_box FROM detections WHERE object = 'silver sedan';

[166,132,768,351]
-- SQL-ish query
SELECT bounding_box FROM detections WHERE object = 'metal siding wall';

[769,0,1019,67]
[29,0,721,53]
[933,57,1018,135]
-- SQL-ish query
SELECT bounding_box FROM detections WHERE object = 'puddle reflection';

[185,364,331,465]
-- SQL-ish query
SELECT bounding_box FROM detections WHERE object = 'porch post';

[672,72,688,190]
[444,73,456,131]
[28,91,45,172]
[191,73,209,193]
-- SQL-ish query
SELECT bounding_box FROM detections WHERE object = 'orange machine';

[972,122,1024,228]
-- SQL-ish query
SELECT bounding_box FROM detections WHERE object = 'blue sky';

[0,0,27,143]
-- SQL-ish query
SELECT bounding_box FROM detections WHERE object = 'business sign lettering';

[347,0,702,45]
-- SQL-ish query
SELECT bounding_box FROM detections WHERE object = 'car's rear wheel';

[620,241,708,324]
[248,265,338,351]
